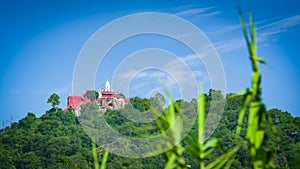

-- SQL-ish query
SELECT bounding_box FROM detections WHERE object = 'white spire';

[105,80,110,91]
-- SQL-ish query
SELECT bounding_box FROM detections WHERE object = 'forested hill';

[0,90,299,169]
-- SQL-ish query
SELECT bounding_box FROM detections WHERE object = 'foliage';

[0,93,299,168]
[47,93,60,111]
[87,90,99,101]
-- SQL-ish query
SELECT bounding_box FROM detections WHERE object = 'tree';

[86,90,99,101]
[47,93,60,112]
[19,112,36,129]
[149,93,166,110]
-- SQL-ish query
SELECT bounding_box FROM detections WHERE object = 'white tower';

[105,80,111,91]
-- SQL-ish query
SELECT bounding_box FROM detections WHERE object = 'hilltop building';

[65,80,129,115]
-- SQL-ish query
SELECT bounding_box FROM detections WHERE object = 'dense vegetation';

[0,91,299,168]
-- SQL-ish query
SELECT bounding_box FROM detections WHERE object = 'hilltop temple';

[65,80,129,115]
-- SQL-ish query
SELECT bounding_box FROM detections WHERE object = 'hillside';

[0,90,299,169]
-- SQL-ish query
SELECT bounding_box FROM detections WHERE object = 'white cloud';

[192,70,203,78]
[258,15,300,32]
[214,38,245,53]
[211,24,241,35]
[173,6,221,18]
[175,7,213,16]
[118,69,138,81]
[135,71,166,79]
[258,15,300,42]
[116,56,207,100]
[214,14,300,53]
[182,53,200,64]
[200,11,221,17]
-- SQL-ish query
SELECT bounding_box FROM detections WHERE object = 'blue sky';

[0,0,299,124]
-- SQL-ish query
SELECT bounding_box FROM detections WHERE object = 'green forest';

[0,90,299,168]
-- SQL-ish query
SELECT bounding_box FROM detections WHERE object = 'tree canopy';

[47,93,60,110]
[0,92,299,168]
[86,90,99,101]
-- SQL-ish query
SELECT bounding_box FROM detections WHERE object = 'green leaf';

[100,150,109,169]
[206,146,240,169]
[238,7,251,54]
[255,130,265,148]
[256,57,266,64]
[202,138,221,155]
[92,142,99,169]
[164,154,177,169]
[236,89,251,135]
[228,88,251,98]
[197,89,206,145]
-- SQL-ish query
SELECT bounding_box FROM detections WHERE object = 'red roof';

[67,96,83,109]
[101,90,118,95]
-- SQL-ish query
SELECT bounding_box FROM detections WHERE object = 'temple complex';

[65,80,129,115]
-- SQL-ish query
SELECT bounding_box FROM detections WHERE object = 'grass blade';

[92,142,99,169]
[100,150,109,169]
